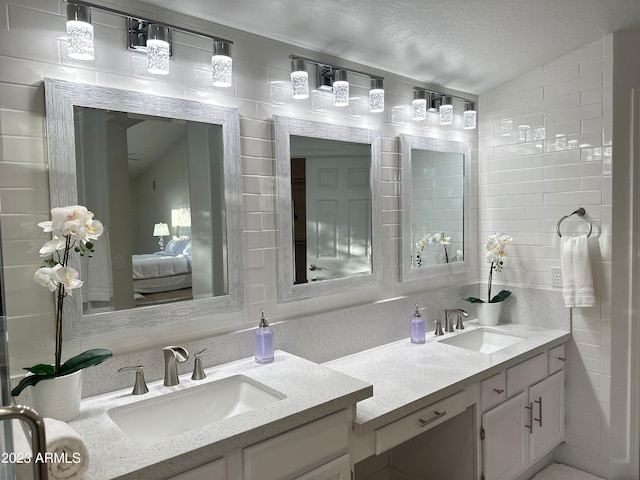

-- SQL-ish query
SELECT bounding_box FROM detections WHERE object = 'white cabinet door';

[167,457,225,480]
[529,370,565,462]
[482,391,529,480]
[295,454,351,480]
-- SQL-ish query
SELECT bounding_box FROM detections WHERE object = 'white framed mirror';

[274,116,382,303]
[44,78,244,339]
[400,134,471,282]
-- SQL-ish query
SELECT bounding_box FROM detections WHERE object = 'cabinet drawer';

[506,353,548,396]
[374,390,465,454]
[481,372,506,410]
[548,344,566,374]
[243,410,349,480]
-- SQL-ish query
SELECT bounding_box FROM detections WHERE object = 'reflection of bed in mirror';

[132,239,192,294]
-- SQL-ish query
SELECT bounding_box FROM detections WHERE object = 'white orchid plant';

[416,232,453,265]
[12,205,113,397]
[464,233,513,304]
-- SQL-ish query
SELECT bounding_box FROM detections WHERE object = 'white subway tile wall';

[479,38,612,463]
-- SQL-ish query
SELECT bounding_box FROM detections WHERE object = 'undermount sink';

[438,328,525,354]
[107,374,285,445]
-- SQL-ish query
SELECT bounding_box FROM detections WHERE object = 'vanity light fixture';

[439,96,453,125]
[212,40,232,87]
[61,2,234,83]
[290,58,309,99]
[288,55,384,112]
[333,69,349,107]
[369,78,385,113]
[463,102,477,129]
[411,87,477,129]
[146,24,170,75]
[412,89,427,121]
[66,3,94,60]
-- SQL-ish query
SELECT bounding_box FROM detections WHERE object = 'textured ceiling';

[140,0,640,94]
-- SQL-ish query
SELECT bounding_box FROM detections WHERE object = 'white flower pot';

[30,369,82,422]
[477,302,502,326]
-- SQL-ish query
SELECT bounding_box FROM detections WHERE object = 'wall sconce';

[290,58,309,99]
[333,69,349,107]
[411,87,477,129]
[464,102,477,129]
[439,95,453,125]
[66,3,94,60]
[153,222,170,250]
[62,2,233,84]
[289,55,384,112]
[212,40,232,87]
[369,78,384,113]
[412,89,427,121]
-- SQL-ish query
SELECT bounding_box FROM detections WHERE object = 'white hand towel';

[44,417,89,480]
[561,234,596,308]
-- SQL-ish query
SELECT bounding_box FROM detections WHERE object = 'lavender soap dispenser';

[255,310,274,364]
[410,304,425,344]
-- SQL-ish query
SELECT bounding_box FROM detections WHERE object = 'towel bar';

[556,207,592,238]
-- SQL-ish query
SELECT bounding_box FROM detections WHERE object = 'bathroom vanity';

[61,322,568,480]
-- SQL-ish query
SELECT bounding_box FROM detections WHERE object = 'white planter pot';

[30,369,82,422]
[477,302,502,326]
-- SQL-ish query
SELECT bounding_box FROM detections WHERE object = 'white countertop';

[325,321,570,432]
[69,351,372,480]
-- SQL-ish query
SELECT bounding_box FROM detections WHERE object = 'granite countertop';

[69,351,372,480]
[325,321,571,432]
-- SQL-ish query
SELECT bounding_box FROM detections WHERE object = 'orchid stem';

[487,263,494,302]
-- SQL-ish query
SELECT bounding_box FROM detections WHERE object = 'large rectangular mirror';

[45,78,243,339]
[275,116,382,303]
[400,134,471,282]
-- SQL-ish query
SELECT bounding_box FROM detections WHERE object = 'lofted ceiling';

[140,0,640,95]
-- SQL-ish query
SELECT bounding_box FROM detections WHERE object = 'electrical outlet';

[551,267,563,288]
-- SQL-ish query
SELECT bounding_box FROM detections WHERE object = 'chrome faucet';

[444,309,469,332]
[162,346,189,386]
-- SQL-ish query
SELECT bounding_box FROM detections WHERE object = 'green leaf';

[25,364,55,376]
[11,373,54,397]
[489,290,512,303]
[463,296,486,304]
[59,348,113,376]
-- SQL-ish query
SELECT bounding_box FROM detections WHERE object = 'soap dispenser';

[410,304,425,344]
[255,310,274,364]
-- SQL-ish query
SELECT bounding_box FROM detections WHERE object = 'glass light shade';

[290,58,309,99]
[369,78,384,112]
[412,99,427,120]
[463,110,477,129]
[146,24,170,75]
[66,4,94,60]
[439,97,453,125]
[212,41,232,87]
[333,70,349,107]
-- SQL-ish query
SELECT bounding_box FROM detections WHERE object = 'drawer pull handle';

[525,403,533,433]
[419,410,447,428]
[534,396,542,426]
[493,388,504,394]
[557,357,566,361]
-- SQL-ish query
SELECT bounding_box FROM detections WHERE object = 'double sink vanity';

[68,320,569,480]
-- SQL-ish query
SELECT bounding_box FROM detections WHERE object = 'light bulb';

[212,41,232,87]
[333,70,349,107]
[146,24,170,75]
[290,59,309,99]
[66,4,94,60]
[369,78,384,113]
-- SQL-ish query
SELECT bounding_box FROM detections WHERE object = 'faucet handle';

[118,365,149,395]
[434,320,445,336]
[455,313,465,330]
[191,349,209,381]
